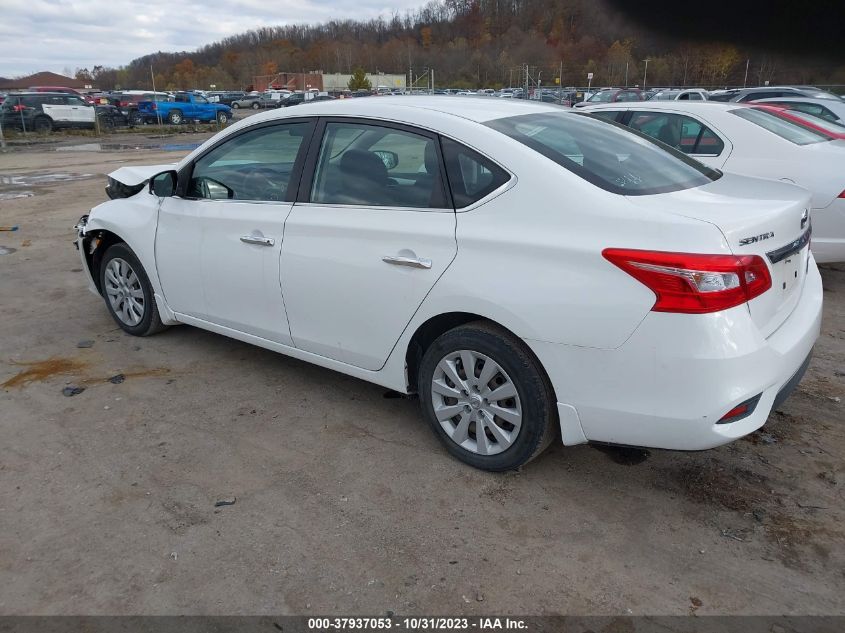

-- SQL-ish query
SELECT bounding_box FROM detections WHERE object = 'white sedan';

[75,98,821,470]
[579,100,845,263]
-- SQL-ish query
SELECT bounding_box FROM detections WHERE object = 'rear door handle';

[240,235,275,246]
[382,255,432,269]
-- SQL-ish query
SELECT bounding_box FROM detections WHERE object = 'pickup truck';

[137,92,232,125]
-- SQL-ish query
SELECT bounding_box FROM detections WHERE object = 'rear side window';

[628,112,725,156]
[441,138,510,208]
[486,112,720,195]
[730,107,829,145]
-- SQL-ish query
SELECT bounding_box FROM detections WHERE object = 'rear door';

[280,118,457,370]
[39,95,71,124]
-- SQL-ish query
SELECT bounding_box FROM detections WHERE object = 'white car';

[75,98,821,471]
[580,101,845,263]
[650,89,709,101]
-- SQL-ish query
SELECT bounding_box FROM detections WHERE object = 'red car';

[750,104,845,140]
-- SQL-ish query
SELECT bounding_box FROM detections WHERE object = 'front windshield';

[587,91,613,103]
[486,112,720,195]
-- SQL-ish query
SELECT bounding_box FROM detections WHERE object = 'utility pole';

[624,61,629,87]
[642,58,650,89]
[558,60,563,102]
[431,68,434,94]
[743,59,750,88]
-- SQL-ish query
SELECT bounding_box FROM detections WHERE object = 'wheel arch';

[404,312,557,406]
[83,229,129,293]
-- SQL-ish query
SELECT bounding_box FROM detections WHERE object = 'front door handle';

[382,255,432,269]
[240,235,275,246]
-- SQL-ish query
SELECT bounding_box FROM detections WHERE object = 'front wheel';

[216,111,229,125]
[99,243,168,337]
[251,102,260,109]
[32,116,52,134]
[418,322,557,471]
[231,102,240,109]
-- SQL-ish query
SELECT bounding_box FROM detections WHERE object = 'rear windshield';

[730,107,829,145]
[485,112,720,195]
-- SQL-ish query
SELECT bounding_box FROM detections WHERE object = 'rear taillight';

[13,104,27,112]
[603,249,772,314]
[838,189,845,198]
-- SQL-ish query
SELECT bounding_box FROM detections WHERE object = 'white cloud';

[0,0,422,77]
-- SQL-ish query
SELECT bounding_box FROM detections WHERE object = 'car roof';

[581,100,740,112]
[248,95,566,124]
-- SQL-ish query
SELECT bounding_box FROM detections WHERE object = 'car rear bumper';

[527,255,823,450]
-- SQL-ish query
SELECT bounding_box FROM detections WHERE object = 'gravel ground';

[0,131,843,615]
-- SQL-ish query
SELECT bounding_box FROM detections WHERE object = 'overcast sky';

[0,0,420,78]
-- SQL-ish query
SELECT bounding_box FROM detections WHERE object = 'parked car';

[581,101,845,263]
[573,88,643,108]
[28,85,95,104]
[649,89,709,101]
[93,103,128,129]
[753,97,845,127]
[750,105,845,139]
[114,91,174,125]
[208,91,247,105]
[0,92,95,132]
[726,86,841,103]
[231,95,277,109]
[137,91,232,124]
[74,97,820,471]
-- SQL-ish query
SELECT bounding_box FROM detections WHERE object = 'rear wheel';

[32,116,52,134]
[251,102,260,109]
[129,110,144,126]
[167,110,183,125]
[418,322,557,471]
[99,243,167,337]
[231,102,240,109]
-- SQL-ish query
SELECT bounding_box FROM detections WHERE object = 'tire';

[99,243,168,337]
[251,102,260,109]
[97,114,115,130]
[231,102,240,109]
[216,111,229,125]
[167,110,183,125]
[129,111,144,126]
[418,321,557,471]
[32,116,52,134]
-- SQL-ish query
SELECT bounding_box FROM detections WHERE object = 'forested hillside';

[75,0,845,91]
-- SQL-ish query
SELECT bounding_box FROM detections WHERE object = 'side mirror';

[150,170,178,197]
[373,150,399,170]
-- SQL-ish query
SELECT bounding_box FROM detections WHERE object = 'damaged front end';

[74,214,102,295]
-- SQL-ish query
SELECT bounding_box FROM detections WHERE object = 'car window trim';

[177,117,317,202]
[296,116,454,211]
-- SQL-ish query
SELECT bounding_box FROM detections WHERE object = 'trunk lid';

[625,173,812,336]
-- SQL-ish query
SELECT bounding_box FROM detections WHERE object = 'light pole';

[642,58,650,89]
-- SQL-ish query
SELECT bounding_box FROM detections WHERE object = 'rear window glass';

[486,113,720,195]
[730,108,829,145]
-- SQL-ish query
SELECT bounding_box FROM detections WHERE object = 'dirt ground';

[0,130,843,616]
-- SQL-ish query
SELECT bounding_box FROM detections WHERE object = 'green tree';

[348,67,372,91]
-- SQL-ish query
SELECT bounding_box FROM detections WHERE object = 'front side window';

[310,121,446,208]
[628,112,725,156]
[189,122,311,201]
[441,137,510,208]
[730,107,829,145]
[487,112,719,195]
[66,96,86,106]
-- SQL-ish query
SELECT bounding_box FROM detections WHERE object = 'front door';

[281,119,457,370]
[156,120,315,345]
